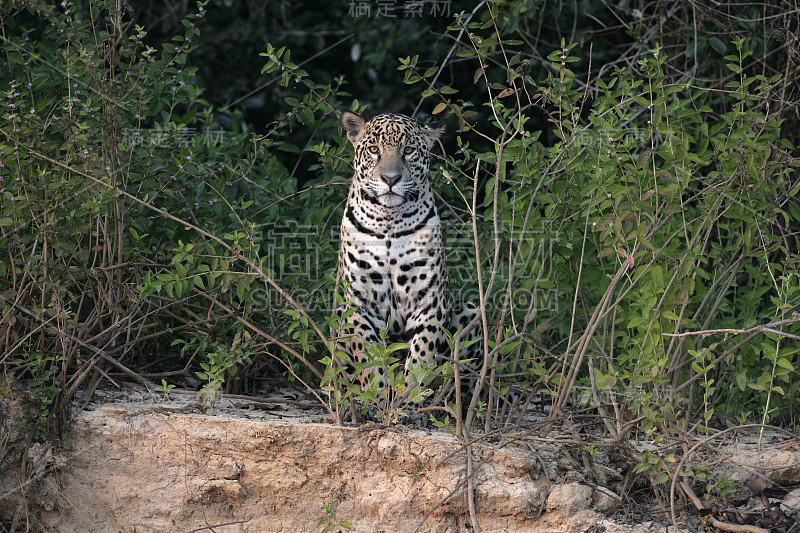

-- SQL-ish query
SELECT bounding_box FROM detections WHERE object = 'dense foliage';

[1,0,798,490]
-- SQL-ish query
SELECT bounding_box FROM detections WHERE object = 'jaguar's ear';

[341,111,366,145]
[422,117,447,148]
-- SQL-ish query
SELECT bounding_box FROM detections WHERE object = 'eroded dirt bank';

[58,406,544,531]
[8,404,622,532]
[2,389,800,532]
[0,391,653,533]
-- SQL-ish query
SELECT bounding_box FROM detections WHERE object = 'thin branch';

[1,295,154,390]
[662,314,800,340]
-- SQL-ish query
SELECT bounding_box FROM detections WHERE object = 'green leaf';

[297,106,314,125]
[708,38,727,55]
[650,265,664,290]
[385,342,409,353]
[735,370,747,391]
[628,316,645,329]
[432,102,447,115]
[661,310,681,321]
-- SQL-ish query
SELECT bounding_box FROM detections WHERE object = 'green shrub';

[0,0,345,434]
[393,15,799,432]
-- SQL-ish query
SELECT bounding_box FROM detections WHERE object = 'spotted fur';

[333,111,479,397]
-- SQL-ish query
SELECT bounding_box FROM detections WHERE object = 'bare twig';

[462,423,481,533]
[669,423,800,530]
[0,295,154,390]
[680,479,769,533]
[662,314,800,340]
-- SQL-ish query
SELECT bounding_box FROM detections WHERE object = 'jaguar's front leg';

[403,316,446,403]
[334,306,386,391]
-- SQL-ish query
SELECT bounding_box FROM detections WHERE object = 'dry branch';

[662,314,800,340]
[1,294,154,390]
[680,480,769,533]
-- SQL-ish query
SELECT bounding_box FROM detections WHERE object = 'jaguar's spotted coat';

[333,111,478,397]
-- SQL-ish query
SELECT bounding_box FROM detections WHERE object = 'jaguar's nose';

[380,173,401,188]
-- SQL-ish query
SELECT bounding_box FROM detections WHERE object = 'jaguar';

[333,111,479,400]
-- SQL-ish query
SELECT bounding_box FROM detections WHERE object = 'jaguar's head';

[341,111,445,208]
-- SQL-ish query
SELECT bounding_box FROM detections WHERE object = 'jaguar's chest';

[340,200,447,309]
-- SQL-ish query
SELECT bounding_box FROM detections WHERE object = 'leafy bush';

[0,0,345,430]
[392,18,799,437]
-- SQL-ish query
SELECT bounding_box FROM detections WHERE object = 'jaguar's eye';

[403,146,414,156]
[367,146,380,154]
